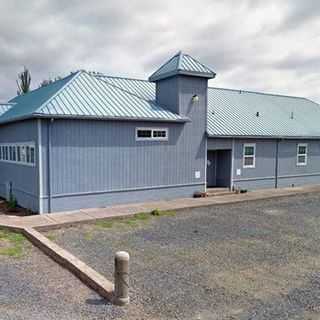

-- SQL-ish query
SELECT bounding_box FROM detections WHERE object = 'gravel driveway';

[3,193,320,319]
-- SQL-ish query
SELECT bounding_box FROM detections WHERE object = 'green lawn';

[0,228,27,258]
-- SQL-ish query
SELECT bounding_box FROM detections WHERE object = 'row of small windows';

[0,143,35,165]
[243,143,308,168]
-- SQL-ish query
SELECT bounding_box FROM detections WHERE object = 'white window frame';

[0,142,36,167]
[297,143,308,166]
[243,143,256,168]
[136,128,168,141]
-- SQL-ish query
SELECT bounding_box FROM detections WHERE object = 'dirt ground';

[2,193,320,319]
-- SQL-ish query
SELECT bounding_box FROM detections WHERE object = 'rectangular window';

[136,128,168,141]
[20,146,26,163]
[297,143,307,166]
[9,146,13,161]
[12,146,16,161]
[137,129,152,139]
[30,147,35,164]
[243,143,256,168]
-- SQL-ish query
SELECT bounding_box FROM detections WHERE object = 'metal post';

[114,251,130,306]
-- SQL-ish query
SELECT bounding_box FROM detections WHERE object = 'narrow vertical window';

[12,146,16,161]
[30,146,35,164]
[4,146,8,160]
[17,146,21,162]
[9,146,13,160]
[297,143,307,166]
[21,146,26,163]
[26,146,30,163]
[243,143,256,168]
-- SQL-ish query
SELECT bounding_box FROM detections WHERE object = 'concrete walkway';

[1,184,320,231]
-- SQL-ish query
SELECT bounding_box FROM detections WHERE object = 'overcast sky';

[0,0,319,102]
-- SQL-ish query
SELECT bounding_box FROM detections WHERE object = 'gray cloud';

[0,0,319,103]
[280,0,320,30]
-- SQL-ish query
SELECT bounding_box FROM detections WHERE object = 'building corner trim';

[37,119,43,214]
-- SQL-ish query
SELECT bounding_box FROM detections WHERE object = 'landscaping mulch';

[0,198,35,216]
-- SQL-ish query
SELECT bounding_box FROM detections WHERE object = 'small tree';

[17,67,31,95]
[39,76,62,88]
[39,79,53,88]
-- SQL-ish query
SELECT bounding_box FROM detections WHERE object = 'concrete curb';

[2,185,320,231]
[22,227,114,301]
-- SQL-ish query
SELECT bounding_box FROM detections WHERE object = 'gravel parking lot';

[2,193,320,319]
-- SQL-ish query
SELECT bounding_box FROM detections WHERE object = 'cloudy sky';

[0,0,319,102]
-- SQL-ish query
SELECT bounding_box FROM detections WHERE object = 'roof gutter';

[207,134,320,140]
[0,114,190,126]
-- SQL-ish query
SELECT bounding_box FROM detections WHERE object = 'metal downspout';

[275,139,280,188]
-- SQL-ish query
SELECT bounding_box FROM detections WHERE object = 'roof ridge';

[208,86,307,100]
[96,74,152,83]
[9,72,76,103]
[96,75,156,103]
[184,53,216,74]
[149,52,180,80]
[35,71,82,114]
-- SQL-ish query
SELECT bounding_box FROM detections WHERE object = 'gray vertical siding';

[0,120,39,212]
[232,139,277,189]
[41,119,205,212]
[39,75,208,212]
[277,140,320,187]
[207,138,320,190]
[156,77,179,114]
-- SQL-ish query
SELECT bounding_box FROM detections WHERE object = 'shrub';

[8,195,17,210]
[150,209,160,216]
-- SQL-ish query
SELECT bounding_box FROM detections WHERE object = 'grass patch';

[84,231,94,241]
[94,209,176,230]
[46,232,57,241]
[157,210,176,217]
[95,220,114,229]
[0,228,26,258]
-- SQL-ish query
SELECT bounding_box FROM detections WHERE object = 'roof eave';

[0,113,190,125]
[207,133,320,140]
[149,70,216,82]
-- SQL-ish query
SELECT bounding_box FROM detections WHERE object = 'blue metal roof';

[97,76,320,138]
[0,103,14,116]
[1,68,320,138]
[207,88,320,138]
[0,71,187,124]
[149,52,216,82]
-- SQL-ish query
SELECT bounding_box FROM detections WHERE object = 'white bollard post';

[114,251,130,306]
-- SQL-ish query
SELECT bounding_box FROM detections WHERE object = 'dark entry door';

[207,150,231,188]
[207,151,216,187]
